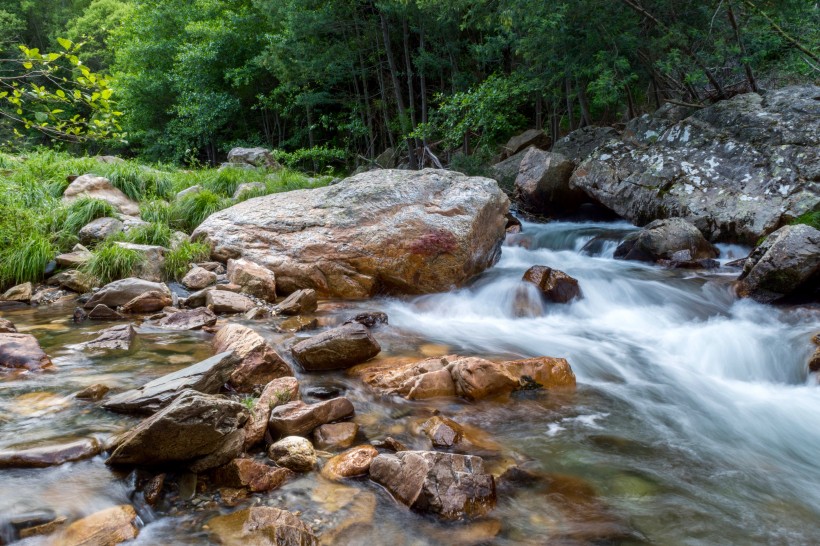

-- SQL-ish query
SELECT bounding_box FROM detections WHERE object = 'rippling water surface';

[1,220,818,545]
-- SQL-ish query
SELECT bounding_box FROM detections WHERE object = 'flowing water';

[1,219,818,545]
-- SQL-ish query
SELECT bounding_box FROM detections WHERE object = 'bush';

[163,240,210,280]
[201,166,251,197]
[121,221,172,247]
[0,233,56,288]
[63,197,120,234]
[170,190,231,232]
[273,145,348,174]
[81,241,145,284]
[139,199,173,224]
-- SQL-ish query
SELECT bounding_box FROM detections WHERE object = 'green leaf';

[57,38,72,50]
[22,62,32,70]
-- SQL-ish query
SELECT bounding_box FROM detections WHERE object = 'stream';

[1,219,818,545]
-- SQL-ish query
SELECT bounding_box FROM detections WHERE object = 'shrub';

[139,199,173,224]
[163,240,210,280]
[273,145,348,174]
[170,190,230,232]
[63,197,120,234]
[0,233,56,288]
[81,241,145,284]
[122,222,172,247]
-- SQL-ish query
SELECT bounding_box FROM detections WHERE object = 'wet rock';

[244,376,301,450]
[56,244,92,268]
[143,473,165,506]
[103,351,239,414]
[88,304,125,320]
[614,218,719,263]
[244,307,271,320]
[30,287,64,306]
[212,323,292,392]
[206,507,317,546]
[0,333,53,371]
[373,437,408,452]
[522,265,581,303]
[268,397,355,438]
[197,261,226,274]
[809,346,820,373]
[56,505,139,545]
[78,216,123,244]
[1,282,33,303]
[0,438,101,468]
[155,307,217,330]
[343,311,389,328]
[313,422,358,450]
[304,385,343,400]
[192,169,509,299]
[77,324,136,351]
[182,266,217,290]
[227,258,277,302]
[227,147,281,169]
[63,174,140,216]
[273,288,317,315]
[106,390,248,471]
[76,384,110,401]
[369,451,496,520]
[321,445,378,480]
[419,415,464,448]
[279,315,318,332]
[47,269,96,294]
[121,289,172,314]
[501,129,551,159]
[489,147,531,193]
[206,290,255,314]
[182,287,213,308]
[514,148,585,216]
[0,318,16,333]
[267,436,317,472]
[16,513,67,539]
[737,223,820,303]
[291,323,381,371]
[505,213,522,234]
[233,182,266,200]
[212,458,293,492]
[84,278,170,309]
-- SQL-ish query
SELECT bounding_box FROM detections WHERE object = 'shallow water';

[1,220,818,545]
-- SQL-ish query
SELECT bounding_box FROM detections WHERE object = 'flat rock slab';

[192,169,510,298]
[103,351,239,414]
[0,438,101,468]
[268,397,354,438]
[207,290,255,314]
[84,278,170,309]
[77,324,136,351]
[207,507,317,546]
[155,307,217,330]
[56,505,139,546]
[369,451,496,520]
[273,288,317,315]
[291,323,381,371]
[0,333,53,371]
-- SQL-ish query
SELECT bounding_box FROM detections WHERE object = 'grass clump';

[791,211,820,230]
[139,199,173,224]
[121,222,173,247]
[81,241,145,284]
[170,190,231,232]
[163,240,210,280]
[0,233,56,287]
[63,197,120,234]
[97,161,174,201]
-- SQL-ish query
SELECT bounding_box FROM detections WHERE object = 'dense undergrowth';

[0,150,329,290]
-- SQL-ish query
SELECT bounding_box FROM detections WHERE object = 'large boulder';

[488,147,531,193]
[62,174,140,216]
[570,87,820,244]
[84,278,170,309]
[78,217,123,244]
[614,218,719,263]
[212,324,292,392]
[0,333,53,371]
[227,147,281,169]
[369,451,496,520]
[103,351,239,414]
[291,323,381,371]
[106,390,248,471]
[551,126,620,163]
[737,223,820,303]
[193,169,510,298]
[500,129,551,159]
[514,148,586,216]
[268,397,354,438]
[206,507,317,546]
[114,242,166,283]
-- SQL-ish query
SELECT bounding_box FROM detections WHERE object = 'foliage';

[0,232,56,287]
[139,199,173,224]
[170,189,231,232]
[63,196,119,234]
[120,221,172,247]
[163,240,210,280]
[791,211,820,230]
[96,161,174,201]
[81,239,145,283]
[273,146,349,174]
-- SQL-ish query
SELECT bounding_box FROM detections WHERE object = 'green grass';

[163,240,211,280]
[0,233,56,287]
[121,221,173,247]
[63,197,120,234]
[97,161,174,201]
[170,190,231,232]
[139,199,173,224]
[791,211,820,230]
[81,241,146,284]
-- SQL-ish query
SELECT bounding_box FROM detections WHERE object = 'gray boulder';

[614,218,719,263]
[551,126,620,163]
[227,147,280,169]
[291,323,380,371]
[500,129,550,159]
[79,217,123,244]
[514,148,586,216]
[268,397,354,438]
[84,278,170,309]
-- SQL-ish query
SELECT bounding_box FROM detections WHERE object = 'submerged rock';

[206,507,317,546]
[212,323,292,392]
[77,324,136,351]
[0,333,53,371]
[369,451,496,520]
[155,307,217,330]
[321,445,379,480]
[76,384,110,401]
[192,169,509,298]
[614,218,719,263]
[56,505,139,546]
[522,265,581,303]
[0,438,101,468]
[343,311,388,328]
[267,436,317,472]
[268,397,355,438]
[291,323,381,371]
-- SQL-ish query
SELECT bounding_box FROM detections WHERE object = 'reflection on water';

[1,219,818,545]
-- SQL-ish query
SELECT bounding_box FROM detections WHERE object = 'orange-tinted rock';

[63,174,140,215]
[76,384,110,401]
[143,473,165,506]
[419,416,464,448]
[57,505,139,545]
[321,445,379,480]
[522,265,581,303]
[243,376,301,450]
[121,290,173,314]
[211,458,294,492]
[313,422,358,450]
[0,333,53,371]
[206,506,317,546]
[268,398,354,438]
[212,323,292,392]
[227,258,277,302]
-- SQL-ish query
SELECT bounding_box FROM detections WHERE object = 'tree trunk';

[576,78,592,127]
[565,77,575,131]
[380,11,416,168]
[727,3,759,92]
[402,17,420,168]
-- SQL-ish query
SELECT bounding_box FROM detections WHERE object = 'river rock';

[121,290,172,314]
[77,324,136,351]
[57,505,139,546]
[76,383,110,401]
[501,129,551,159]
[313,422,358,450]
[279,315,318,333]
[0,333,53,371]
[0,318,17,333]
[614,218,719,263]
[489,147,531,192]
[369,451,496,520]
[206,290,255,314]
[63,174,140,216]
[155,307,217,330]
[0,438,101,468]
[321,445,379,480]
[103,351,239,414]
[182,266,217,290]
[244,376,301,450]
[227,258,277,302]
[206,507,317,546]
[419,415,464,448]
[30,287,63,306]
[273,288,317,315]
[192,169,510,298]
[514,148,586,216]
[56,244,92,268]
[569,86,820,244]
[227,147,281,169]
[88,304,125,320]
[1,282,33,303]
[212,324,292,392]
[78,217,123,244]
[358,354,575,401]
[106,390,248,471]
[183,287,213,308]
[47,269,96,294]
[212,458,294,492]
[268,397,355,438]
[267,436,317,472]
[343,311,388,328]
[84,278,170,309]
[522,265,581,303]
[736,223,820,303]
[114,242,166,282]
[291,323,381,371]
